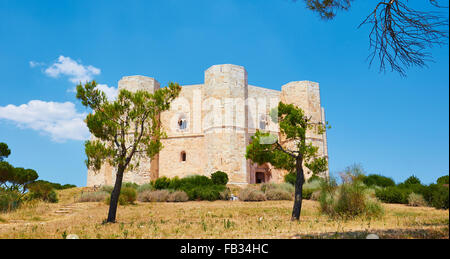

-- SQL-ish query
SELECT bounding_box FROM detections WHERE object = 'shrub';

[219,188,231,200]
[311,190,321,201]
[425,184,449,210]
[363,174,395,188]
[105,187,136,205]
[437,175,449,185]
[122,182,139,190]
[168,177,182,190]
[266,188,293,200]
[403,175,421,186]
[211,171,229,186]
[238,187,266,202]
[302,188,314,200]
[261,183,295,194]
[307,175,322,183]
[407,193,428,207]
[137,183,154,193]
[137,190,170,202]
[120,187,137,204]
[167,191,189,202]
[27,181,58,203]
[79,191,109,203]
[185,185,223,201]
[284,173,296,186]
[319,180,384,219]
[154,177,171,190]
[0,190,21,212]
[100,185,114,193]
[375,186,409,204]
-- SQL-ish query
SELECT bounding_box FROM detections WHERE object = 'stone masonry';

[87,64,329,187]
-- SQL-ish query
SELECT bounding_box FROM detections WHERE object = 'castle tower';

[280,81,329,179]
[203,64,249,184]
[119,76,161,182]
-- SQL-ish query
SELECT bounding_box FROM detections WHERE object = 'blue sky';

[0,0,448,186]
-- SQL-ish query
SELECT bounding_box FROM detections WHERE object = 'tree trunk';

[106,165,125,223]
[291,156,305,221]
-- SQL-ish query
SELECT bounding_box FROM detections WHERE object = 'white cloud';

[44,56,101,84]
[67,84,118,101]
[29,61,45,68]
[96,84,118,101]
[0,100,90,142]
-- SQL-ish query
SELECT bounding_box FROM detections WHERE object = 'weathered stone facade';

[86,64,328,187]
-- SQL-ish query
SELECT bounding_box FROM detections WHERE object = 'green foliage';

[0,190,21,213]
[105,187,136,205]
[0,143,11,162]
[154,177,171,190]
[375,186,409,204]
[211,171,229,185]
[137,183,154,193]
[32,180,75,190]
[119,187,137,204]
[319,179,384,219]
[403,175,421,186]
[122,182,139,190]
[149,175,226,201]
[437,175,449,185]
[284,172,296,186]
[27,181,58,203]
[100,185,114,194]
[363,174,396,188]
[424,184,449,210]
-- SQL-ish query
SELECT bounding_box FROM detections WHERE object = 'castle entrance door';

[255,172,266,184]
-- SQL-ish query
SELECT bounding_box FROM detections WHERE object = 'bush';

[319,180,384,219]
[375,186,409,204]
[311,190,321,201]
[100,185,114,193]
[105,187,136,205]
[437,175,449,185]
[27,181,58,203]
[238,187,266,202]
[122,182,139,190]
[154,177,171,190]
[211,171,229,185]
[363,174,395,188]
[425,184,449,210]
[79,191,109,203]
[266,188,293,200]
[137,183,154,193]
[403,175,421,186]
[0,190,21,212]
[261,183,295,194]
[284,173,296,186]
[167,191,189,202]
[137,190,170,202]
[407,193,428,207]
[120,187,137,204]
[219,188,231,200]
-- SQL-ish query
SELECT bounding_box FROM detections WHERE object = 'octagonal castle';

[87,64,329,187]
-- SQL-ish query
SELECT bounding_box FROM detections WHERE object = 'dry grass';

[0,188,448,239]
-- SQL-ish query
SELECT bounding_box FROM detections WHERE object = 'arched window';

[180,151,187,162]
[178,115,187,130]
[259,115,268,130]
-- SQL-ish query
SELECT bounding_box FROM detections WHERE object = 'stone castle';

[87,64,328,187]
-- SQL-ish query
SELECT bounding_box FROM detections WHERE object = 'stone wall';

[86,64,329,187]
